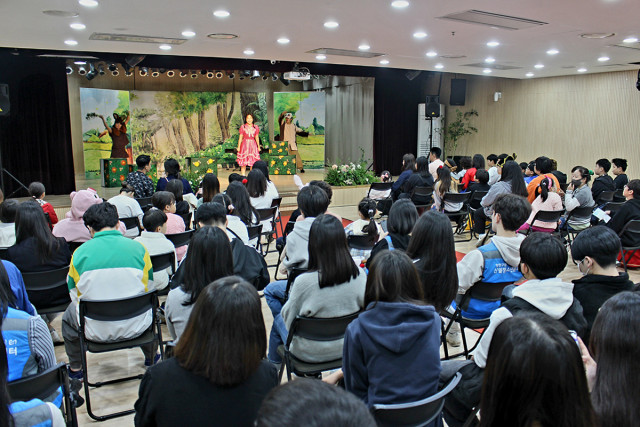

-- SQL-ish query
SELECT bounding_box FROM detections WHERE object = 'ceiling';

[2,0,640,79]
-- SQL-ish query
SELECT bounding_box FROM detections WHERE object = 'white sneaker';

[446,322,462,347]
[50,329,63,345]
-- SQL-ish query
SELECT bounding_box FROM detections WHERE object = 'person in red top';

[28,182,58,226]
[236,114,261,176]
[461,154,485,191]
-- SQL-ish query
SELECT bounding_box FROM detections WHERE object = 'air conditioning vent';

[463,63,522,70]
[307,48,385,58]
[437,10,548,30]
[89,33,186,45]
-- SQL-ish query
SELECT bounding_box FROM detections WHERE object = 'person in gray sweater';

[267,214,366,365]
[562,166,595,230]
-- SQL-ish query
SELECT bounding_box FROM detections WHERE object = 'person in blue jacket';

[391,153,416,200]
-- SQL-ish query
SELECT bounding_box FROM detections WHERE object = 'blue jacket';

[343,302,441,411]
[4,260,35,316]
[3,307,36,382]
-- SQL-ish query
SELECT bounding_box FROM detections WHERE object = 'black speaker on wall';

[450,79,466,106]
[426,95,440,118]
[0,84,9,117]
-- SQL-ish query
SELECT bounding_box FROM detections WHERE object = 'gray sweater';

[282,217,314,271]
[165,286,192,342]
[481,181,512,216]
[281,269,366,362]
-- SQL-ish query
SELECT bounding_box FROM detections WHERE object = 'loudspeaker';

[0,84,9,117]
[450,79,467,106]
[426,95,440,118]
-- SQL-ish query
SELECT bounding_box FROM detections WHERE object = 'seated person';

[165,180,190,216]
[562,166,595,231]
[247,169,274,210]
[368,170,392,200]
[156,158,193,194]
[549,158,567,184]
[152,191,186,261]
[366,199,418,268]
[518,177,563,233]
[526,156,561,203]
[467,169,490,209]
[428,147,444,181]
[62,202,158,380]
[611,158,628,190]
[267,215,366,366]
[226,181,260,246]
[432,166,463,213]
[126,154,155,199]
[0,200,18,248]
[402,156,435,200]
[448,194,530,346]
[196,173,220,208]
[52,188,103,243]
[309,180,342,222]
[107,182,144,237]
[344,198,383,260]
[391,154,416,201]
[135,277,278,427]
[570,226,635,340]
[605,179,640,267]
[591,158,615,203]
[460,154,484,191]
[212,193,249,244]
[28,182,57,226]
[486,154,499,185]
[134,209,176,291]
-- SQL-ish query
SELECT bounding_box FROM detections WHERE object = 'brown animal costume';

[277,112,308,172]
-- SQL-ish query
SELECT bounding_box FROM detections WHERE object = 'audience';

[570,226,635,340]
[478,314,596,427]
[196,173,220,208]
[428,147,444,181]
[524,161,537,184]
[62,202,158,380]
[366,199,417,268]
[28,182,58,226]
[165,179,190,216]
[156,158,193,194]
[391,153,416,200]
[134,209,176,292]
[519,177,563,233]
[126,154,155,199]
[52,188,102,243]
[592,158,615,202]
[460,154,485,191]
[467,169,490,209]
[344,198,382,260]
[486,154,499,185]
[580,292,640,427]
[611,158,628,190]
[432,166,463,213]
[212,193,249,244]
[135,277,277,427]
[226,181,260,244]
[165,226,233,341]
[252,160,279,200]
[562,166,595,231]
[526,156,561,203]
[108,182,144,237]
[0,199,18,248]
[605,179,640,266]
[309,180,342,222]
[550,158,567,184]
[247,169,273,209]
[402,155,434,199]
[152,191,186,260]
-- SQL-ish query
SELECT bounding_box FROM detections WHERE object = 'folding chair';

[178,211,192,230]
[618,219,640,272]
[411,186,434,213]
[247,224,264,251]
[271,197,284,238]
[120,217,142,237]
[373,372,462,427]
[166,229,195,249]
[368,182,393,217]
[523,209,564,236]
[602,201,625,216]
[78,291,164,421]
[67,241,83,254]
[441,281,511,360]
[277,311,361,381]
[135,197,153,212]
[8,362,78,427]
[442,192,472,241]
[564,206,596,250]
[150,252,176,296]
[256,207,278,256]
[468,191,489,239]
[613,188,626,203]
[284,267,307,302]
[22,267,71,315]
[596,190,615,205]
[44,212,53,229]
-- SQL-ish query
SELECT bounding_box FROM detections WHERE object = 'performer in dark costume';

[99,112,131,159]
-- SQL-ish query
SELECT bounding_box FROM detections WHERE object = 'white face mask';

[577,258,591,276]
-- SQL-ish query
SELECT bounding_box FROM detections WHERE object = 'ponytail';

[537,177,550,202]
[358,198,379,243]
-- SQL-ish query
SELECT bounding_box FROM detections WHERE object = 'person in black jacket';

[366,199,417,269]
[570,226,635,341]
[605,179,640,257]
[611,158,628,190]
[401,156,434,202]
[591,158,615,203]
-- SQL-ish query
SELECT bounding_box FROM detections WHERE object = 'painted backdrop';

[274,91,325,169]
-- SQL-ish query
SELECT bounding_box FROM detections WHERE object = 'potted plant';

[443,109,479,156]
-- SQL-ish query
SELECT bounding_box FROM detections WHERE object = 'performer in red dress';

[237,114,261,176]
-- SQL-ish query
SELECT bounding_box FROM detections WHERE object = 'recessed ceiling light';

[546,49,559,55]
[597,56,610,62]
[316,54,327,60]
[243,49,255,55]
[213,10,230,18]
[78,0,98,7]
[534,63,544,69]
[434,63,444,69]
[159,44,172,50]
[182,30,196,37]
[358,44,370,51]
[426,51,437,57]
[486,41,500,47]
[577,67,587,73]
[64,39,78,46]
[391,0,410,8]
[623,37,638,43]
[525,72,534,77]
[413,31,427,39]
[324,20,339,29]
[74,60,86,65]
[380,59,390,65]
[485,57,495,63]
[70,23,86,30]
[277,37,290,44]
[483,68,492,74]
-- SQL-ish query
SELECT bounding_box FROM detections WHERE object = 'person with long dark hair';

[344,198,383,260]
[237,114,261,176]
[460,154,485,191]
[165,179,190,215]
[267,214,366,365]
[156,158,194,194]
[402,156,435,199]
[252,160,279,200]
[226,181,259,228]
[211,193,249,244]
[165,227,234,341]
[579,292,640,427]
[366,199,417,268]
[479,314,596,427]
[391,153,416,200]
[0,199,18,248]
[135,277,278,427]
[405,211,458,312]
[432,166,463,213]
[247,169,273,210]
[197,173,220,208]
[518,176,563,233]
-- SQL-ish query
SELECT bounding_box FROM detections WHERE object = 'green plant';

[443,109,478,156]
[325,149,378,186]
[181,170,205,192]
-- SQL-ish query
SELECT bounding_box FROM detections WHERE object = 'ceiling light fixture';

[577,67,587,73]
[483,68,492,74]
[243,49,255,55]
[227,71,235,79]
[379,59,390,65]
[159,44,172,50]
[124,70,133,77]
[272,72,279,81]
[70,23,86,30]
[74,60,86,65]
[526,72,534,77]
[485,57,495,63]
[97,64,105,75]
[597,56,610,62]
[277,37,290,44]
[180,71,188,78]
[358,44,370,51]
[623,37,638,43]
[166,70,175,77]
[151,69,160,78]
[182,30,196,37]
[66,66,73,75]
[64,39,78,46]
[78,0,98,7]
[316,54,327,60]
[139,67,148,77]
[215,71,224,78]
[434,63,444,69]
[191,70,198,79]
[206,71,215,78]
[534,63,544,69]
[546,49,559,55]
[78,66,87,75]
[213,10,230,18]
[486,41,500,47]
[324,21,339,29]
[426,51,437,57]
[391,0,409,8]
[413,31,427,39]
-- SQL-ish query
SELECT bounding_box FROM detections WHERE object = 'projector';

[283,71,311,81]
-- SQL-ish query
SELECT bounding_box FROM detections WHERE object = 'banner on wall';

[274,91,325,170]
[79,88,131,178]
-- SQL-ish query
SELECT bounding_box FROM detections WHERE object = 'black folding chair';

[277,311,361,381]
[67,241,83,254]
[368,182,393,217]
[178,211,192,230]
[442,192,472,241]
[8,362,78,427]
[120,217,142,237]
[523,209,564,235]
[441,281,511,360]
[247,224,264,251]
[44,212,53,229]
[78,291,164,421]
[613,188,626,203]
[468,191,489,239]
[602,202,624,216]
[22,267,71,315]
[166,229,195,249]
[564,206,596,250]
[596,190,615,205]
[271,197,284,238]
[256,207,278,256]
[347,235,376,251]
[618,219,640,272]
[373,373,462,427]
[284,267,307,302]
[135,197,153,212]
[411,186,434,213]
[150,252,176,296]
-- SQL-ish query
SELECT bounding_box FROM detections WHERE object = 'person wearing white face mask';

[570,226,635,341]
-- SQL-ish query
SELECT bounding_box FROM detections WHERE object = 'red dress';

[237,124,261,167]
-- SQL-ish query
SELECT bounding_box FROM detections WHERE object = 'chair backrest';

[178,211,192,230]
[530,209,564,224]
[22,266,70,292]
[150,252,176,276]
[271,197,282,209]
[603,202,625,215]
[166,229,194,248]
[44,212,53,229]
[256,207,277,222]
[247,224,263,242]
[567,205,595,220]
[442,192,471,204]
[468,280,512,302]
[368,182,393,198]
[286,311,361,346]
[348,234,376,251]
[470,190,488,202]
[373,372,462,427]
[135,197,153,211]
[412,186,433,197]
[79,291,157,326]
[120,217,141,234]
[619,220,640,244]
[597,190,615,204]
[67,241,83,254]
[613,188,625,202]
